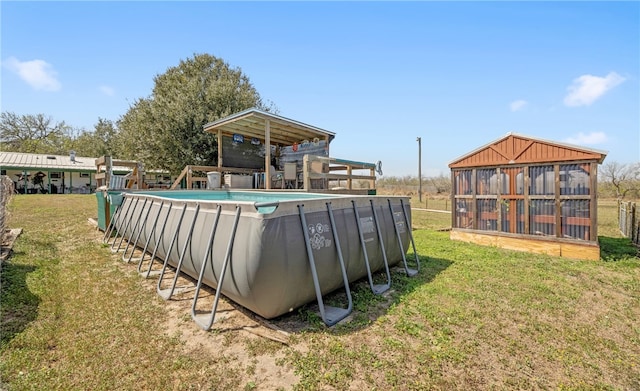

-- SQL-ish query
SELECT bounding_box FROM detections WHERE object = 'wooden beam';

[512,140,534,161]
[170,166,189,189]
[450,230,600,260]
[489,145,511,161]
[265,119,272,190]
[217,129,223,168]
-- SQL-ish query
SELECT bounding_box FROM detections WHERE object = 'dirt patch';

[110,243,303,389]
[1,228,22,263]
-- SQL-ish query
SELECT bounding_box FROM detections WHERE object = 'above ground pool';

[107,189,418,327]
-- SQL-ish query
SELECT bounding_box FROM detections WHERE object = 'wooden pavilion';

[202,108,335,189]
[449,132,607,260]
[165,108,377,193]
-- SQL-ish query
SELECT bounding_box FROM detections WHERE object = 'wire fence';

[618,201,639,246]
[1,175,15,249]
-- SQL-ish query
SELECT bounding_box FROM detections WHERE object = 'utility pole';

[417,137,422,202]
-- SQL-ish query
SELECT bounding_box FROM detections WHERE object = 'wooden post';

[471,168,477,230]
[628,202,633,237]
[265,119,272,190]
[590,162,598,241]
[369,166,375,190]
[303,154,311,191]
[450,170,455,229]
[217,129,223,168]
[170,166,189,189]
[629,202,640,245]
[136,162,144,189]
[554,164,561,238]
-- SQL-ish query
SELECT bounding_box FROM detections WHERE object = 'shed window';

[500,199,525,234]
[530,199,556,236]
[454,170,472,195]
[561,200,590,240]
[530,165,554,195]
[500,167,524,195]
[477,199,497,231]
[455,199,473,229]
[560,164,590,195]
[476,168,498,195]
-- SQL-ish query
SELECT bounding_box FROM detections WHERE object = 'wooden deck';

[169,154,378,195]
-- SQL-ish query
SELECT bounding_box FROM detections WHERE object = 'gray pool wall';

[113,190,412,319]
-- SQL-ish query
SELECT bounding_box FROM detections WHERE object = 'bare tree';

[600,161,640,199]
[429,174,452,194]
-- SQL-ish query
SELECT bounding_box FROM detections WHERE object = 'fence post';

[631,202,637,245]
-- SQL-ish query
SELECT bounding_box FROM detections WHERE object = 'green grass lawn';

[1,194,638,390]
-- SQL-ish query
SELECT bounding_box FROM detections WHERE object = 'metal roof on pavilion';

[203,108,336,146]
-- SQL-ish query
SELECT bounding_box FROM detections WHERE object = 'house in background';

[0,151,165,194]
[449,132,607,261]
[1,151,96,194]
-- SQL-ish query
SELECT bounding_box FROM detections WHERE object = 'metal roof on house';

[448,132,608,168]
[0,152,96,171]
[203,108,336,146]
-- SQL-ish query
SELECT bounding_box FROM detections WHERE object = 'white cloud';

[3,56,61,91]
[99,85,115,96]
[563,131,608,145]
[563,72,625,107]
[509,99,527,112]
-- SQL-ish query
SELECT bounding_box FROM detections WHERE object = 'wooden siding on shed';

[449,133,606,168]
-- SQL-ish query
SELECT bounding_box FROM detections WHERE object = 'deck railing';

[169,165,255,190]
[171,155,378,194]
[302,155,377,194]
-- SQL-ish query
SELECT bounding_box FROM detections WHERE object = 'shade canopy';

[203,108,335,147]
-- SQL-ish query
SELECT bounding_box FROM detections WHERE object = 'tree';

[117,53,276,174]
[600,161,640,199]
[71,118,119,157]
[0,112,74,154]
[429,174,452,194]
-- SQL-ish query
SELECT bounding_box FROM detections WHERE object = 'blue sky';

[2,1,638,177]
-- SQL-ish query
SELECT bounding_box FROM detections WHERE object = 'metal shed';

[448,132,607,260]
